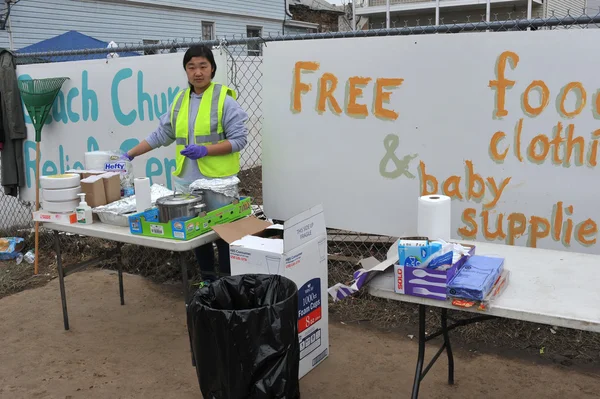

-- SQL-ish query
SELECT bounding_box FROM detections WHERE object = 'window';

[247,26,262,56]
[202,21,215,41]
[143,39,159,55]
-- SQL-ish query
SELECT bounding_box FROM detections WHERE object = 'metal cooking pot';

[200,189,236,212]
[155,193,205,223]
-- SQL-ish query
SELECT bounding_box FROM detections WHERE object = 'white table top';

[368,241,600,333]
[44,222,218,252]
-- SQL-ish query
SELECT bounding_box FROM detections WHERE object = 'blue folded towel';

[447,255,504,301]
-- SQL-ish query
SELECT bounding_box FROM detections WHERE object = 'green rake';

[18,77,70,275]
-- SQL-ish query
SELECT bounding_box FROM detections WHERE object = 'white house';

[0,0,315,52]
[349,0,586,30]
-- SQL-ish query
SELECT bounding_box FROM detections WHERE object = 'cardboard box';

[66,169,106,180]
[213,205,329,379]
[128,197,252,240]
[100,172,121,204]
[33,210,77,225]
[81,176,107,208]
[394,243,475,301]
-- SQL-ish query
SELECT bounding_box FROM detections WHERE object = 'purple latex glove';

[119,152,134,162]
[180,145,208,160]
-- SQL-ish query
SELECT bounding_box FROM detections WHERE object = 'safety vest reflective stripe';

[208,84,222,142]
[195,133,225,145]
[171,92,186,142]
[171,85,226,145]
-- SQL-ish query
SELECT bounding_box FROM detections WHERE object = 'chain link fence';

[3,13,600,288]
[2,14,600,360]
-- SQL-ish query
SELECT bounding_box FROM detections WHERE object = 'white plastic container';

[42,186,82,202]
[42,199,79,213]
[40,174,81,190]
[75,193,93,224]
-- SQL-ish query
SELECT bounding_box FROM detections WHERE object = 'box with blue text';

[212,204,329,379]
[395,241,476,301]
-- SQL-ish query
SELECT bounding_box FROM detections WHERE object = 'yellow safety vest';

[171,83,240,178]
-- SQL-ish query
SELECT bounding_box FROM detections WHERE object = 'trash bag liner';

[187,274,300,399]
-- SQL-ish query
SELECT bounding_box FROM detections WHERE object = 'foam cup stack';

[34,174,83,224]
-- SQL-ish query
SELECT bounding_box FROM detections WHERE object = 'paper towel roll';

[134,177,152,213]
[84,151,112,171]
[417,195,451,241]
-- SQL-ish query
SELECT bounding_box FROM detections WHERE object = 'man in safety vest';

[122,45,249,284]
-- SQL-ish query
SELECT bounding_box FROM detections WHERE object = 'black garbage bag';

[187,274,300,399]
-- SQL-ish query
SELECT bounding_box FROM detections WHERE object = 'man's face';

[185,56,213,91]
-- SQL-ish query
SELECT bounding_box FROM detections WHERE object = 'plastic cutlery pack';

[447,255,505,301]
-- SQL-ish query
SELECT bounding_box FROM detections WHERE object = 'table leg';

[179,252,196,367]
[411,304,426,399]
[180,253,190,303]
[54,230,69,331]
[441,308,454,385]
[116,243,125,306]
[410,307,495,398]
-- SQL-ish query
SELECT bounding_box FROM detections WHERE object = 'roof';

[289,0,345,12]
[16,31,140,62]
[285,19,321,29]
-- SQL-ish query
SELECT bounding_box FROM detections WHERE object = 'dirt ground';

[1,269,599,399]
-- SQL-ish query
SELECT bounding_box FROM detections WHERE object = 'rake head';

[18,77,70,142]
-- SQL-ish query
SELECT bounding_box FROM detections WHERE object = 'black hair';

[183,45,217,78]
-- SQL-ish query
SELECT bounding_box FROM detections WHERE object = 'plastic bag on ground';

[187,274,300,399]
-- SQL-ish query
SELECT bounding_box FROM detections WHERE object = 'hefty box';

[213,205,329,379]
[394,239,475,301]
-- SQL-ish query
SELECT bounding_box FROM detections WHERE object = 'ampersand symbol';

[379,134,418,179]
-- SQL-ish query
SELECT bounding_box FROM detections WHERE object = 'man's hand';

[180,145,209,160]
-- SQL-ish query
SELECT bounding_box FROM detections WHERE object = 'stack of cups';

[40,174,82,213]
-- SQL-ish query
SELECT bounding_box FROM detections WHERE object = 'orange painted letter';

[489,51,519,118]
[292,61,319,113]
[559,82,586,119]
[346,76,371,118]
[374,78,403,120]
[576,219,598,246]
[465,160,484,200]
[458,208,478,239]
[507,213,527,245]
[419,161,438,196]
[522,80,550,117]
[528,216,550,248]
[489,131,508,162]
[317,73,342,114]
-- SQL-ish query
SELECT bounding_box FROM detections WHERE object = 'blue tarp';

[17,30,141,62]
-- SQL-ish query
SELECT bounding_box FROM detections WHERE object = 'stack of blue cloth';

[447,255,504,301]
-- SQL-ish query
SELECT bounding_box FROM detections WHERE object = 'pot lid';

[156,193,203,206]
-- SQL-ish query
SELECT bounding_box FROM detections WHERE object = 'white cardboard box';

[33,210,77,225]
[213,205,329,379]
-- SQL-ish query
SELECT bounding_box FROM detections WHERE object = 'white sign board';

[262,29,600,254]
[17,50,227,202]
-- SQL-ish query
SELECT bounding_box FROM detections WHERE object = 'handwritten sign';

[262,29,600,254]
[17,50,228,203]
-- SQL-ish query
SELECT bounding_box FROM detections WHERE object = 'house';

[286,0,346,32]
[348,0,586,30]
[0,0,314,55]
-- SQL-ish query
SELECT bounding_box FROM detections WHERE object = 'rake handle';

[34,141,40,275]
